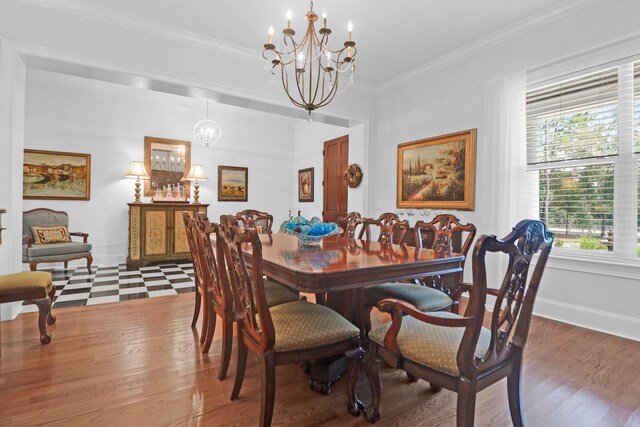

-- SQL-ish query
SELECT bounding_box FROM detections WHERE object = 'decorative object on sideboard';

[23,149,91,201]
[185,164,208,204]
[344,163,363,188]
[397,129,477,211]
[193,100,222,148]
[126,161,150,203]
[0,208,6,244]
[218,166,248,202]
[298,167,314,202]
[262,0,357,115]
[144,136,191,198]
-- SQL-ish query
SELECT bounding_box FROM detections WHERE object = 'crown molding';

[376,0,604,94]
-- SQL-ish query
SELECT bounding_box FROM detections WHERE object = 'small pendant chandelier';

[193,101,222,148]
[263,0,356,115]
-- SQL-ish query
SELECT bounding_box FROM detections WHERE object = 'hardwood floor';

[1,293,639,426]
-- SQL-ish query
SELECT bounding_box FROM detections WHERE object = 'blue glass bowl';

[279,226,342,245]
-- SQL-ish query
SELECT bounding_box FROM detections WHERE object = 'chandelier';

[193,101,222,148]
[263,1,356,115]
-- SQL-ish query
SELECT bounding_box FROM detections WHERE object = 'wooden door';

[323,135,349,222]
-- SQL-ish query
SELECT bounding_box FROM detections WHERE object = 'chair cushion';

[0,272,52,296]
[365,283,453,312]
[264,280,299,307]
[270,301,360,352]
[31,225,70,244]
[23,242,92,258]
[369,312,491,377]
[23,209,68,238]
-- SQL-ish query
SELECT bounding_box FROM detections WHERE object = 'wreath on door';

[344,164,363,188]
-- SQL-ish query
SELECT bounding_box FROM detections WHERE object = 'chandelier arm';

[309,52,325,106]
[280,66,306,109]
[315,66,341,109]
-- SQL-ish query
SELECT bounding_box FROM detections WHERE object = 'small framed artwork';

[23,149,91,200]
[298,167,314,202]
[397,129,477,210]
[218,166,248,202]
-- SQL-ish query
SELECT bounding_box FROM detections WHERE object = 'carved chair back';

[359,213,409,244]
[219,214,275,351]
[236,209,274,234]
[23,208,69,238]
[459,219,554,378]
[337,212,365,239]
[194,213,233,312]
[182,212,205,291]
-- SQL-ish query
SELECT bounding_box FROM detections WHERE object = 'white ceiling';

[80,0,576,86]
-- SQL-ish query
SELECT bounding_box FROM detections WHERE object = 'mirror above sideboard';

[143,136,191,198]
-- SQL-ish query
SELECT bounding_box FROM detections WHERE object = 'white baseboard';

[534,297,640,342]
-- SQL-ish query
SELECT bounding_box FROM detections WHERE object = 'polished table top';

[241,233,464,293]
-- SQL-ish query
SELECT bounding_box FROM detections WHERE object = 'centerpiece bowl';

[279,216,342,246]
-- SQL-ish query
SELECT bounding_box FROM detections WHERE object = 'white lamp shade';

[185,164,208,181]
[125,161,150,179]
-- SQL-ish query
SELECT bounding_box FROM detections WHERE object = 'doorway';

[323,135,349,222]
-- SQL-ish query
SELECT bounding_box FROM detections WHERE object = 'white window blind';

[527,66,633,254]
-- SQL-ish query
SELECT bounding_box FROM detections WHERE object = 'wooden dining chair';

[347,220,554,426]
[337,212,365,238]
[236,209,274,234]
[181,212,209,343]
[219,214,361,427]
[358,212,409,244]
[361,214,477,334]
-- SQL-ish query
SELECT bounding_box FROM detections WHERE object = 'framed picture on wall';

[23,149,91,200]
[298,167,314,202]
[396,129,477,210]
[218,166,248,201]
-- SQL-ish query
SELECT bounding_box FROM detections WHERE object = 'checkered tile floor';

[21,263,195,313]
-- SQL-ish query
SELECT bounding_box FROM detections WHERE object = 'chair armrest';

[69,232,89,243]
[22,235,33,248]
[377,298,474,327]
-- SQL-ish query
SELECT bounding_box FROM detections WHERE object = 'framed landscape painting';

[298,167,314,202]
[397,129,476,210]
[218,166,248,201]
[23,149,91,200]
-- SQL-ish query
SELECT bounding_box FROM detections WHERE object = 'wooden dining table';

[241,233,465,393]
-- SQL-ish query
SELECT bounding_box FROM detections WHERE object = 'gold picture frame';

[144,136,191,198]
[397,129,477,210]
[218,166,248,202]
[23,149,91,200]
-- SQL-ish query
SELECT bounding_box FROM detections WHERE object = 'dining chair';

[236,209,274,234]
[337,212,365,238]
[181,212,209,343]
[219,214,361,427]
[361,214,477,334]
[347,219,554,426]
[358,212,409,244]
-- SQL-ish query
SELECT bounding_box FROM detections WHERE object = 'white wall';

[292,121,368,220]
[23,69,297,266]
[371,0,640,340]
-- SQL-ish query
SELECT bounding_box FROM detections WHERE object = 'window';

[527,63,638,256]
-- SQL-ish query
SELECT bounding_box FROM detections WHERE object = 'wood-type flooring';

[1,293,639,426]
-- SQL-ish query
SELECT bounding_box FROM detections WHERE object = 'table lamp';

[185,164,208,204]
[125,161,150,203]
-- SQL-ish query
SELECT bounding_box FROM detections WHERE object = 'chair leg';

[231,331,248,401]
[33,297,52,344]
[202,304,216,353]
[47,286,57,325]
[191,284,201,328]
[200,293,209,345]
[363,353,382,424]
[30,262,38,271]
[86,255,93,274]
[64,261,68,269]
[507,361,525,427]
[456,379,477,427]
[259,351,276,427]
[345,348,365,417]
[218,313,234,380]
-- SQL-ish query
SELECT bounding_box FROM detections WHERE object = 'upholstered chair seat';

[0,272,56,344]
[264,280,299,307]
[269,300,360,352]
[23,242,92,260]
[365,283,453,313]
[369,312,491,376]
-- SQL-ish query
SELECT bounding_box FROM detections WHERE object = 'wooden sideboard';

[126,202,208,270]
